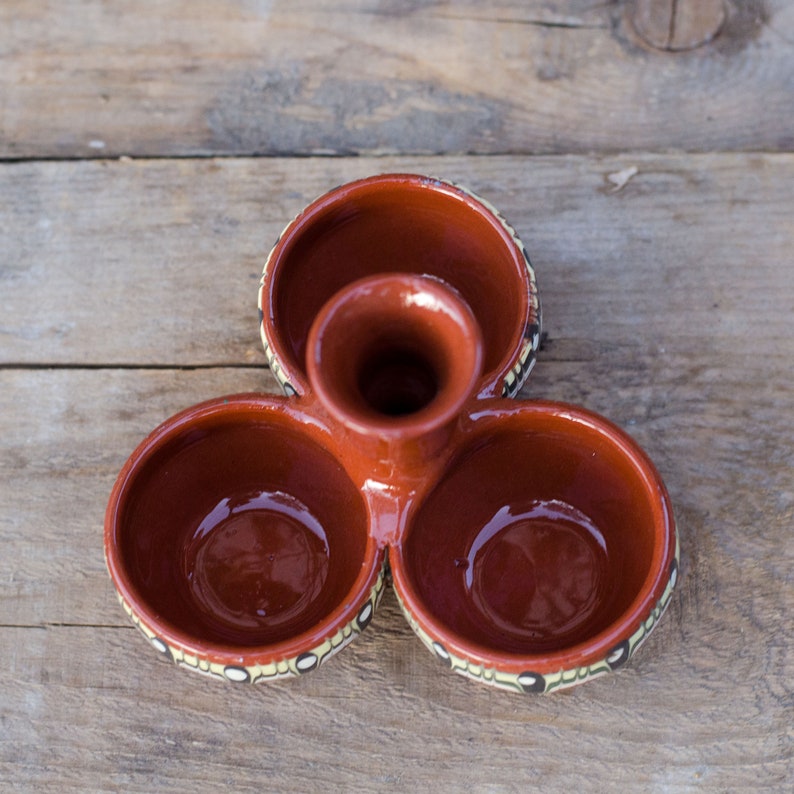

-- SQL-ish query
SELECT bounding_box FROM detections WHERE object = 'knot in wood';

[631,0,727,51]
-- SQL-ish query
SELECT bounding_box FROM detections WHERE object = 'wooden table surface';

[1,2,792,791]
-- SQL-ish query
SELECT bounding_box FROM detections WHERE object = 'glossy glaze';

[259,174,539,397]
[182,490,330,638]
[106,176,676,690]
[390,403,672,674]
[306,274,483,478]
[460,499,609,649]
[107,398,381,658]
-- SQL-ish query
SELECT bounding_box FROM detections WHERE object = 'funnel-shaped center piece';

[306,274,483,443]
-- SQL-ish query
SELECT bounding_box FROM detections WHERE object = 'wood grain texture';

[1,358,792,791]
[1,154,793,791]
[2,153,793,365]
[1,1,792,158]
[3,0,793,789]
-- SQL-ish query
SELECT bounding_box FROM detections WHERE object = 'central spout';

[306,273,484,475]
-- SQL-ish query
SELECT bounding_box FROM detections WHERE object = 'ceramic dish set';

[105,174,678,693]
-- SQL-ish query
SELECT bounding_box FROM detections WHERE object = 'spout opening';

[358,347,440,418]
[307,274,483,438]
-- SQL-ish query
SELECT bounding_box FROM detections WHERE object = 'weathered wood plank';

[0,357,792,791]
[3,339,793,627]
[0,594,789,793]
[1,1,792,158]
[2,153,792,366]
[1,150,792,790]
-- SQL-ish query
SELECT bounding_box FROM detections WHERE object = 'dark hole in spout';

[357,349,440,417]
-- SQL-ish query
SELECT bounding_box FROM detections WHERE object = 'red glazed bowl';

[390,401,678,694]
[259,174,540,399]
[104,395,385,683]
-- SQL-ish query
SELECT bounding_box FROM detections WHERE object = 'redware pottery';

[389,402,678,693]
[258,173,540,399]
[105,176,678,692]
[104,395,385,682]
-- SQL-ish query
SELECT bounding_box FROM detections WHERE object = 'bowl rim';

[258,172,538,399]
[388,399,678,674]
[103,393,384,665]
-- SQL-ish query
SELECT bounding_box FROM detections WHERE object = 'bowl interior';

[111,406,369,648]
[398,408,665,656]
[266,176,528,390]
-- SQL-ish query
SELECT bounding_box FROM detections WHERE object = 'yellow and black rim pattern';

[396,535,679,694]
[451,182,541,399]
[117,565,386,683]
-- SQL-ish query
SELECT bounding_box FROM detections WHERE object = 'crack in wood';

[0,362,266,371]
[668,0,680,48]
[1,622,133,630]
[314,7,609,29]
[426,13,608,30]
[631,0,728,51]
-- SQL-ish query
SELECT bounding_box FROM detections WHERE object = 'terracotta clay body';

[105,175,677,692]
[259,174,540,398]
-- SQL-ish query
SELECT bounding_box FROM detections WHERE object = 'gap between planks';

[2,147,794,166]
[0,362,268,371]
